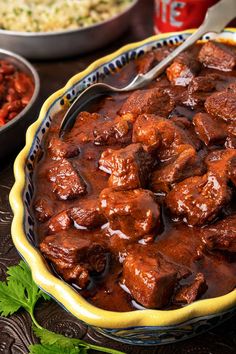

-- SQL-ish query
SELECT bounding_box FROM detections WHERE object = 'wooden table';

[0,0,235,352]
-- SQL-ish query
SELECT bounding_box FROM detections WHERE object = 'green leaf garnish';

[0,260,49,326]
[29,344,79,354]
[33,326,88,349]
[0,278,27,316]
[31,327,125,354]
[0,261,125,354]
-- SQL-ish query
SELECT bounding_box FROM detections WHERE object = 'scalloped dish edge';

[9,28,236,329]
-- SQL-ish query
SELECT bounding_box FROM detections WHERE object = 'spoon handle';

[124,0,236,91]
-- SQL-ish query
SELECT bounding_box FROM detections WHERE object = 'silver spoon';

[59,0,236,136]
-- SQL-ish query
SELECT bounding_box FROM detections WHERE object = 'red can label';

[154,0,218,33]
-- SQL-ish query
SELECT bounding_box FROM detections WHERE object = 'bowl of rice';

[0,0,138,59]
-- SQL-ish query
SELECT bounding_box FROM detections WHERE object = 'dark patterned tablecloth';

[0,1,235,352]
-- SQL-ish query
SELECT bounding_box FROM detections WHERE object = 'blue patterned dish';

[10,29,236,345]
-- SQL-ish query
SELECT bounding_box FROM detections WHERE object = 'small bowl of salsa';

[0,48,40,160]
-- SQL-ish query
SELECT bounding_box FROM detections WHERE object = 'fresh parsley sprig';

[0,261,125,354]
[0,260,49,327]
[30,327,125,354]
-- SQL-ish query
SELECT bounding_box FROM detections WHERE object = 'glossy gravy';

[33,42,236,311]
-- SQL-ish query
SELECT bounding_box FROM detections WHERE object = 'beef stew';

[33,41,236,311]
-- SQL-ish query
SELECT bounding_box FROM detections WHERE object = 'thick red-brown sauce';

[33,43,236,311]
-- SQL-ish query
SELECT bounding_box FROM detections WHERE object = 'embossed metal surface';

[0,0,235,352]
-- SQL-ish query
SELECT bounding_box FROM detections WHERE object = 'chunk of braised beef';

[40,231,103,267]
[170,116,191,129]
[166,51,200,87]
[135,47,174,74]
[193,112,227,146]
[158,118,200,161]
[98,148,114,174]
[188,75,217,94]
[132,114,162,152]
[187,74,226,106]
[99,143,154,190]
[201,215,236,253]
[48,210,72,234]
[170,116,202,151]
[62,264,89,288]
[34,198,53,222]
[166,172,231,226]
[99,188,160,238]
[205,149,236,179]
[122,249,178,308]
[40,230,107,288]
[47,255,90,289]
[159,83,188,107]
[68,111,101,143]
[158,127,196,163]
[48,158,86,200]
[198,41,236,71]
[151,144,205,193]
[132,114,196,159]
[93,116,132,146]
[174,273,207,304]
[133,115,177,155]
[48,136,79,159]
[119,88,174,119]
[205,89,236,122]
[70,198,106,228]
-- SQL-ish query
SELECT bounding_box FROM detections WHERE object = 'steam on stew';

[34,41,236,311]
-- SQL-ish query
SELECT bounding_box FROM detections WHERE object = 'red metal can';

[154,0,219,33]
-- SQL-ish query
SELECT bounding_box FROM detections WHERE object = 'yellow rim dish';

[9,28,236,329]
